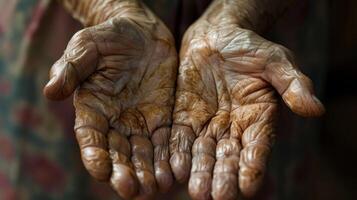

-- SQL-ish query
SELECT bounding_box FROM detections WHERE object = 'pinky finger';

[239,119,275,198]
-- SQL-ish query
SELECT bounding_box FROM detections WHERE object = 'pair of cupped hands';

[43,1,324,200]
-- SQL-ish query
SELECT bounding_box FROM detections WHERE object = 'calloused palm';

[43,4,177,199]
[170,22,324,200]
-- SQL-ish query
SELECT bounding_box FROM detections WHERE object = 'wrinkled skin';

[43,2,177,199]
[170,18,325,200]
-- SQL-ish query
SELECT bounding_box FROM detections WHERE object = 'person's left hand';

[170,18,325,200]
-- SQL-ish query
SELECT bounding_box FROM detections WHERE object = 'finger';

[229,76,278,197]
[231,102,277,198]
[188,136,216,200]
[43,28,98,100]
[151,127,173,193]
[130,135,157,199]
[263,53,324,117]
[239,120,275,198]
[74,105,111,181]
[169,125,195,183]
[170,56,217,183]
[108,130,139,200]
[211,138,241,200]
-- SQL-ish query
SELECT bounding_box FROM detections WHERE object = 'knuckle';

[269,44,294,62]
[73,29,90,40]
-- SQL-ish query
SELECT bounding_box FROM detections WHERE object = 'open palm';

[170,22,324,200]
[44,4,177,199]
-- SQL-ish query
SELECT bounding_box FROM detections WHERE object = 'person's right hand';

[43,1,177,199]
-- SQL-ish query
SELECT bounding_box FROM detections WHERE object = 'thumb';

[263,58,325,117]
[43,28,98,100]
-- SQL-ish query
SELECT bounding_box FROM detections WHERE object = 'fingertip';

[155,161,173,193]
[111,164,139,200]
[188,173,212,200]
[239,168,263,198]
[43,75,63,100]
[311,95,326,116]
[135,170,157,200]
[81,147,111,181]
[283,90,325,117]
[44,62,80,100]
[170,152,191,183]
[278,75,325,117]
[211,173,237,200]
[239,180,261,198]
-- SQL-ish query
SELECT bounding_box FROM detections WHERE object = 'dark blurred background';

[0,0,356,199]
[262,1,357,199]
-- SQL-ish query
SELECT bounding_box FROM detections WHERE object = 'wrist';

[201,0,292,34]
[58,0,142,26]
[201,0,258,32]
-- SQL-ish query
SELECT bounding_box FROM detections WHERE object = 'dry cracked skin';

[43,0,324,200]
[169,1,325,200]
[44,0,177,199]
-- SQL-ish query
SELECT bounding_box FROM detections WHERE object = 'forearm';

[58,0,142,26]
[202,0,295,34]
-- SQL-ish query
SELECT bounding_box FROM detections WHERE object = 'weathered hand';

[170,19,324,200]
[43,1,177,199]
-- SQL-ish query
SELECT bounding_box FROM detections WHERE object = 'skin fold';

[43,0,177,199]
[169,0,325,200]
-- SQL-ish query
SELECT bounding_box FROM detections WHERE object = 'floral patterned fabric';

[0,0,334,200]
[0,1,116,199]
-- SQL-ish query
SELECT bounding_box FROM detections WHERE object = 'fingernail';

[45,75,57,87]
[312,94,325,114]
